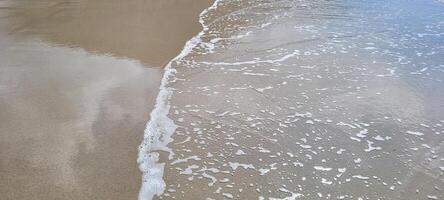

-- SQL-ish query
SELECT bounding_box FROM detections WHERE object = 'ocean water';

[139,0,444,199]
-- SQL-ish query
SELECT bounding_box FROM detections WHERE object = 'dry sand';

[0,0,211,199]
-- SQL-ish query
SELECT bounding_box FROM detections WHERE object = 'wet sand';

[0,0,211,199]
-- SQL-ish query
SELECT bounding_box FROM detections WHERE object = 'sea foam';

[137,0,223,200]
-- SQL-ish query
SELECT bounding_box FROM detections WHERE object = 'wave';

[136,0,223,199]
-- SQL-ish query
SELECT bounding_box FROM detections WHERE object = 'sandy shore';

[0,0,211,199]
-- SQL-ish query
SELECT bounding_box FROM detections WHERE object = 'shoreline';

[137,0,220,199]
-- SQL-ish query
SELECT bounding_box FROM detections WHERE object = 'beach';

[0,0,211,199]
[1,0,444,200]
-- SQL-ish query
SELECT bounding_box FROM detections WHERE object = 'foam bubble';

[137,0,223,199]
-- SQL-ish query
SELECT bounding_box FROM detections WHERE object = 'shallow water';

[140,0,444,199]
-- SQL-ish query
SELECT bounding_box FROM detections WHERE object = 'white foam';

[270,188,303,200]
[171,155,201,165]
[256,86,274,92]
[321,178,333,185]
[314,166,332,171]
[222,193,234,199]
[235,149,246,155]
[137,0,223,199]
[202,50,300,66]
[353,175,370,180]
[259,168,271,175]
[202,172,217,186]
[364,140,382,152]
[229,162,255,170]
[406,130,424,136]
[356,129,368,138]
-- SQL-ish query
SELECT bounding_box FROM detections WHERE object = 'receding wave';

[137,0,223,199]
[139,0,444,199]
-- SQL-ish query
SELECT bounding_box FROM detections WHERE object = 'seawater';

[140,0,444,199]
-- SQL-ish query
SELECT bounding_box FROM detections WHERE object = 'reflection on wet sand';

[0,38,160,199]
[0,0,211,199]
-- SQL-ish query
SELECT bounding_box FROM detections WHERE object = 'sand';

[0,0,211,199]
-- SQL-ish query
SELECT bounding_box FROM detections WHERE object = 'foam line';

[137,1,223,200]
